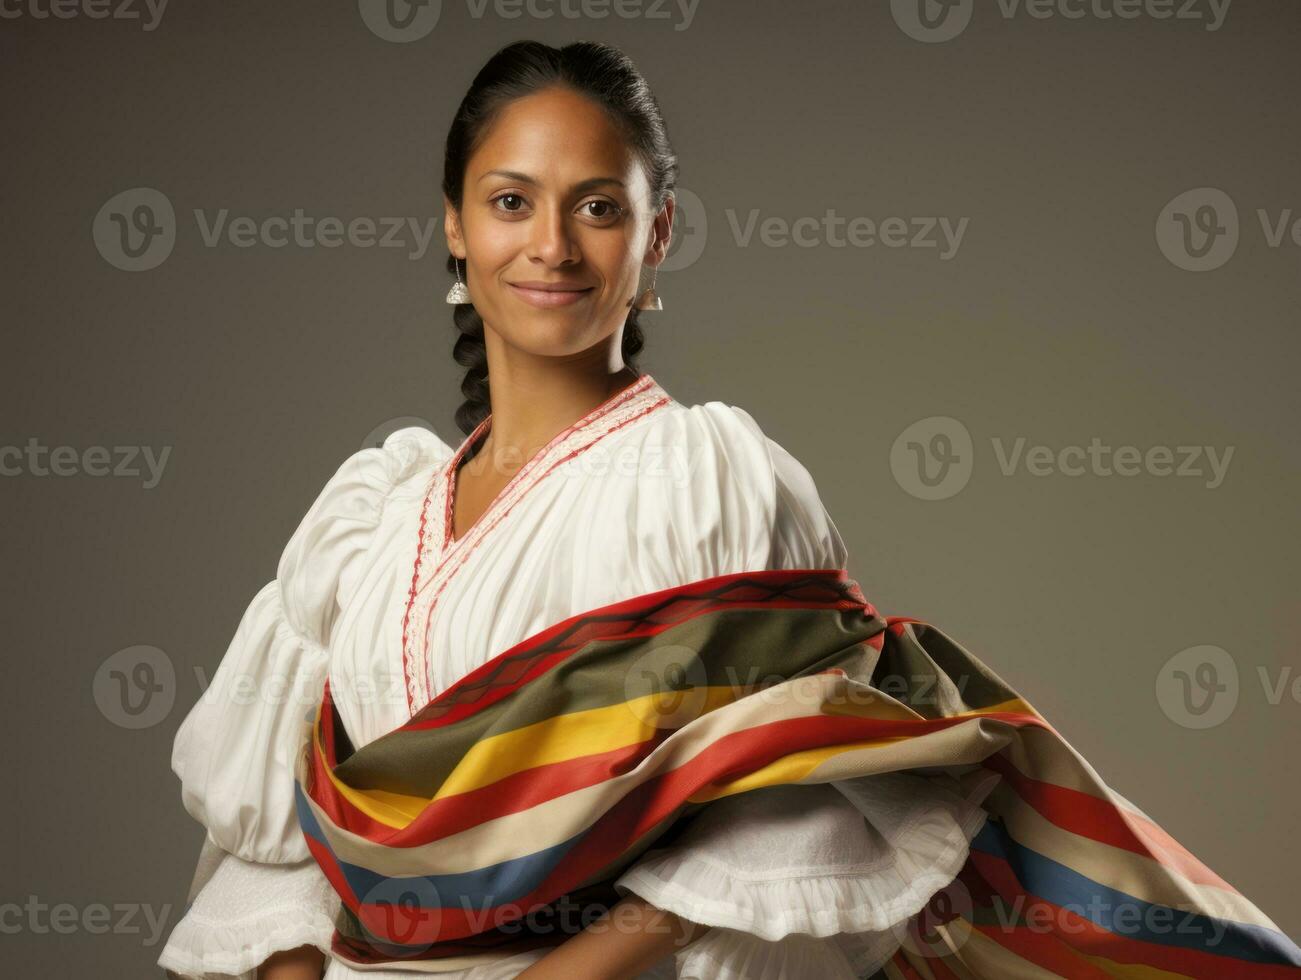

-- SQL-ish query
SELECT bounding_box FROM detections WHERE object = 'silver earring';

[446,258,469,304]
[633,264,662,311]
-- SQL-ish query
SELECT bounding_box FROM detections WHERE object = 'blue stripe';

[295,779,588,912]
[971,819,1301,966]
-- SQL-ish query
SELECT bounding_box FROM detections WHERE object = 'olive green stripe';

[335,603,882,795]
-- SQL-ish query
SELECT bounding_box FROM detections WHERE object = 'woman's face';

[444,86,670,361]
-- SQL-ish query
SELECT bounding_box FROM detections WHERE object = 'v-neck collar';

[399,371,675,716]
[442,372,668,548]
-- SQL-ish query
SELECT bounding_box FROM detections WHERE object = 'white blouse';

[157,373,990,980]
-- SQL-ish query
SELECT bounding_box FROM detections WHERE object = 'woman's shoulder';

[623,395,827,498]
[275,425,455,643]
[605,394,849,573]
[620,393,781,457]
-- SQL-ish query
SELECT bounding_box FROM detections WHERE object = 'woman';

[158,41,1299,980]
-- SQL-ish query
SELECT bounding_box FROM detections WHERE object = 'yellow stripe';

[314,689,1043,828]
[1080,952,1192,979]
[435,685,750,799]
[316,685,756,827]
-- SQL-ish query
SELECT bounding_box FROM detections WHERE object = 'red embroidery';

[399,374,674,715]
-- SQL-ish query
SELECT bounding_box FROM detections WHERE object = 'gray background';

[1,0,1297,975]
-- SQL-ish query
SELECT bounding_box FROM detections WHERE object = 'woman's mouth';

[507,282,595,309]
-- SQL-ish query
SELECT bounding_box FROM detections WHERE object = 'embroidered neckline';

[444,373,653,547]
[399,372,675,716]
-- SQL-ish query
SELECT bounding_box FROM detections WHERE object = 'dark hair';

[442,40,679,436]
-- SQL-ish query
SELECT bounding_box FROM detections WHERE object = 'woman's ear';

[645,194,675,265]
[443,194,465,259]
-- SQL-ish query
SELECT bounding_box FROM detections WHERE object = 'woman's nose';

[528,206,579,265]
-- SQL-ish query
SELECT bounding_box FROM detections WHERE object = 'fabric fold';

[158,848,340,980]
[613,773,988,942]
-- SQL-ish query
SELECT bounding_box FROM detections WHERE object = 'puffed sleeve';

[158,427,452,980]
[610,403,993,980]
[589,401,847,591]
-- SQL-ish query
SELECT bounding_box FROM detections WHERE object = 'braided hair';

[442,40,679,435]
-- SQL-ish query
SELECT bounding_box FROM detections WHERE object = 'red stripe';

[971,920,1127,979]
[983,752,1237,891]
[967,844,1297,979]
[490,711,1045,900]
[323,710,1045,945]
[322,736,669,843]
[313,701,1048,849]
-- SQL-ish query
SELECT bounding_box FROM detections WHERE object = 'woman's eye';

[493,193,526,212]
[582,200,622,221]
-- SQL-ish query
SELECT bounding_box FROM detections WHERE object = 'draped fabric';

[293,567,1301,978]
[158,372,1298,978]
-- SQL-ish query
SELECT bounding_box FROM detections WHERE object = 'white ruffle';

[675,926,864,980]
[157,845,341,979]
[675,923,905,980]
[615,772,989,945]
[621,771,1001,980]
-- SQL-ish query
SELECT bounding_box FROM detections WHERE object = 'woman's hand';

[257,943,326,980]
[514,894,710,980]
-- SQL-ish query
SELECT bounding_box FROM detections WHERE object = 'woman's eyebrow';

[478,169,626,193]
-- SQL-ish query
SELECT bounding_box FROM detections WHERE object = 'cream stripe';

[321,686,753,827]
[942,918,1072,979]
[309,672,861,876]
[802,713,1026,781]
[988,781,1282,934]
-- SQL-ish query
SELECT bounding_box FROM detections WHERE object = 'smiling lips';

[507,280,595,308]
